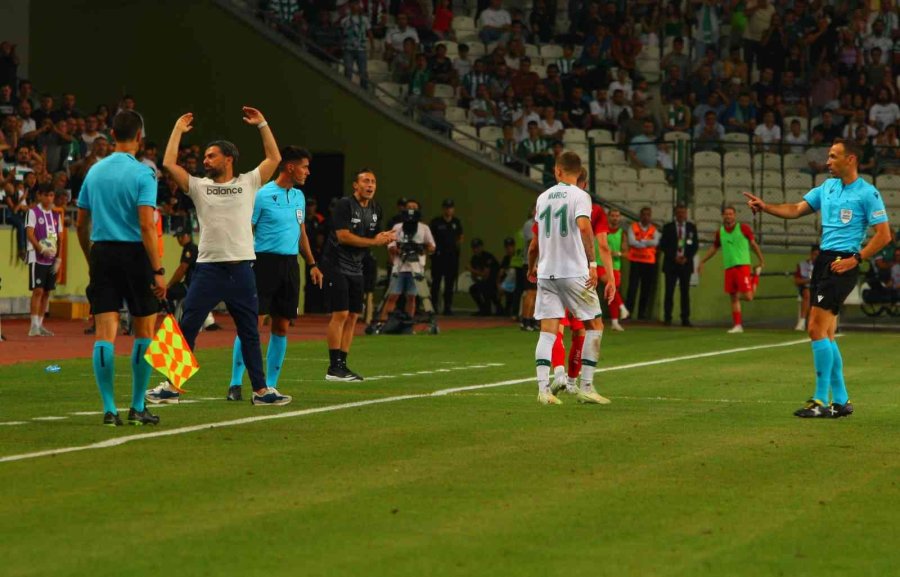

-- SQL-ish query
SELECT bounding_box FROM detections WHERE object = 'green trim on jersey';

[720,225,751,269]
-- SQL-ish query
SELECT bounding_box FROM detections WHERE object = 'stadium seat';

[783,115,808,135]
[753,152,781,172]
[377,82,404,102]
[611,166,639,184]
[452,16,475,32]
[693,167,723,188]
[531,64,547,78]
[652,202,674,222]
[882,189,900,207]
[722,132,750,151]
[694,186,723,206]
[782,152,807,170]
[889,207,900,223]
[562,129,588,144]
[588,129,614,144]
[814,173,830,186]
[693,150,721,169]
[598,147,627,167]
[524,44,540,58]
[478,125,502,142]
[860,173,874,184]
[434,83,455,99]
[640,182,672,203]
[451,124,480,151]
[723,151,751,170]
[467,43,486,57]
[784,170,812,190]
[755,169,782,188]
[785,187,809,202]
[603,181,639,203]
[436,41,458,57]
[694,205,722,222]
[723,168,752,188]
[367,59,390,83]
[876,173,900,190]
[444,106,467,124]
[663,131,690,143]
[529,165,544,183]
[540,45,563,59]
[638,167,666,184]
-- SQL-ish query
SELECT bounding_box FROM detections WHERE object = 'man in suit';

[659,204,699,326]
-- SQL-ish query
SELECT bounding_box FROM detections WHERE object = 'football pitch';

[1,326,899,577]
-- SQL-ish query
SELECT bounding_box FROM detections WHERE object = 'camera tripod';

[365,272,439,335]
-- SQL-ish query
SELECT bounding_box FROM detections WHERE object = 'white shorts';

[534,276,601,321]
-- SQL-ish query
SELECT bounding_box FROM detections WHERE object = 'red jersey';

[591,203,609,235]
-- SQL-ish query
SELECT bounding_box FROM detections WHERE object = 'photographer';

[378,199,435,323]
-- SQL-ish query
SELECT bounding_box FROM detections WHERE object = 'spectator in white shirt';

[478,0,511,43]
[590,89,617,131]
[607,68,634,104]
[386,12,420,55]
[608,89,632,126]
[783,119,808,154]
[753,111,781,151]
[538,106,564,141]
[842,109,878,140]
[869,88,900,130]
[864,20,893,63]
[453,43,472,78]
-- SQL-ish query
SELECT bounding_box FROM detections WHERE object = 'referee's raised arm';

[162,113,194,192]
[241,106,281,183]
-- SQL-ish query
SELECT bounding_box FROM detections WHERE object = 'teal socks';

[92,341,116,414]
[266,334,287,388]
[830,339,848,405]
[810,338,833,405]
[230,336,245,386]
[131,338,152,412]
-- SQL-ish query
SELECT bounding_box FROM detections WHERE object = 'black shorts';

[810,251,859,315]
[323,266,364,314]
[29,262,56,291]
[88,242,159,317]
[254,252,300,319]
[362,252,377,292]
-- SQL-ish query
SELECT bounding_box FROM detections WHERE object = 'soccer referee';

[228,146,324,400]
[76,110,165,426]
[744,138,892,418]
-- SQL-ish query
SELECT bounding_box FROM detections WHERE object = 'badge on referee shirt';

[840,208,853,224]
[296,209,304,224]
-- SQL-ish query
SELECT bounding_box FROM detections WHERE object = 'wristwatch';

[154,267,166,276]
[851,252,862,263]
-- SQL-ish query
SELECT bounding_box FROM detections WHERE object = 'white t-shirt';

[869,102,900,130]
[514,109,541,141]
[479,7,511,29]
[754,123,781,146]
[784,132,808,154]
[608,80,633,102]
[534,182,592,279]
[387,26,419,51]
[538,118,564,138]
[19,118,36,136]
[187,168,261,263]
[388,221,436,273]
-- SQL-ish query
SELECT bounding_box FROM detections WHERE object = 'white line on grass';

[0,338,810,464]
[0,422,27,426]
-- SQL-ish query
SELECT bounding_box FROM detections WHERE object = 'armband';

[589,262,598,268]
[257,121,269,129]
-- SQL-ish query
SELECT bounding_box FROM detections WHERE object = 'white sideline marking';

[0,339,810,464]
[31,416,67,421]
[0,422,27,426]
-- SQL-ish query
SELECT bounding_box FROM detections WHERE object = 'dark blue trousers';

[180,262,266,391]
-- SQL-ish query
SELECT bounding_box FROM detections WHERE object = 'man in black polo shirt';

[429,198,464,315]
[321,168,395,381]
[468,238,500,316]
[165,225,198,310]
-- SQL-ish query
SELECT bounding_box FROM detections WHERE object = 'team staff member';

[430,198,463,315]
[599,207,628,331]
[659,204,699,327]
[697,206,765,333]
[321,168,395,381]
[227,146,323,400]
[625,206,660,320]
[744,138,892,418]
[76,110,165,426]
[162,107,292,406]
[25,187,62,337]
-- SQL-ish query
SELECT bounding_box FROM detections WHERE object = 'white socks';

[535,331,556,391]
[30,315,41,330]
[580,330,603,388]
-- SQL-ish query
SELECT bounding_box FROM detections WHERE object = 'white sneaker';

[576,384,612,405]
[145,381,181,404]
[38,326,54,336]
[565,377,578,395]
[611,319,625,332]
[550,374,568,396]
[794,318,806,331]
[727,325,744,334]
[619,305,630,320]
[28,326,41,337]
[537,390,563,405]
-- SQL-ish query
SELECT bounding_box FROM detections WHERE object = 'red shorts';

[724,265,753,294]
[598,268,621,286]
[559,309,585,330]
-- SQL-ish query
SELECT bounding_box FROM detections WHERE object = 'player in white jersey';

[527,151,616,405]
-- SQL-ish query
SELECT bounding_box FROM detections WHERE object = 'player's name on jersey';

[548,190,568,199]
[204,185,244,196]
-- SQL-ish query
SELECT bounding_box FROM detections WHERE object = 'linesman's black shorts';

[88,242,158,317]
[254,252,300,319]
[810,250,859,315]
[322,265,364,314]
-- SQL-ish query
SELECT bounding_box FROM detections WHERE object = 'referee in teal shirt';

[76,110,165,426]
[228,146,323,400]
[744,138,892,418]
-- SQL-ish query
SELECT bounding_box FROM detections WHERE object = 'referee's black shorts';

[810,250,859,315]
[322,264,364,314]
[88,242,159,317]
[254,252,300,319]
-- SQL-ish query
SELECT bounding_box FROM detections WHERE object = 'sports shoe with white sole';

[794,318,806,331]
[537,390,563,405]
[550,375,568,396]
[252,387,292,406]
[145,382,181,404]
[727,325,744,334]
[325,365,363,382]
[610,319,625,331]
[38,326,54,336]
[28,326,41,337]
[576,385,611,404]
[619,305,630,320]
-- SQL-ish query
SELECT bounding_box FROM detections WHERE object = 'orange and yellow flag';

[144,314,199,393]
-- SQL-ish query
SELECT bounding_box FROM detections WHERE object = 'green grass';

[1,326,899,577]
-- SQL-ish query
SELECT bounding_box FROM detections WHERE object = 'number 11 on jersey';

[539,204,569,237]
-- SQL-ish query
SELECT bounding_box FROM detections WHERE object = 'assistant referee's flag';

[144,314,199,392]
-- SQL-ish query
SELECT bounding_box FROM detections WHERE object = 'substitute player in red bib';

[697,205,765,333]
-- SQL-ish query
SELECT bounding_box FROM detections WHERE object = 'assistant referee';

[76,110,165,427]
[744,138,892,418]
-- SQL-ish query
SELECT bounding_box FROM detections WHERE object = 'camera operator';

[377,199,435,322]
